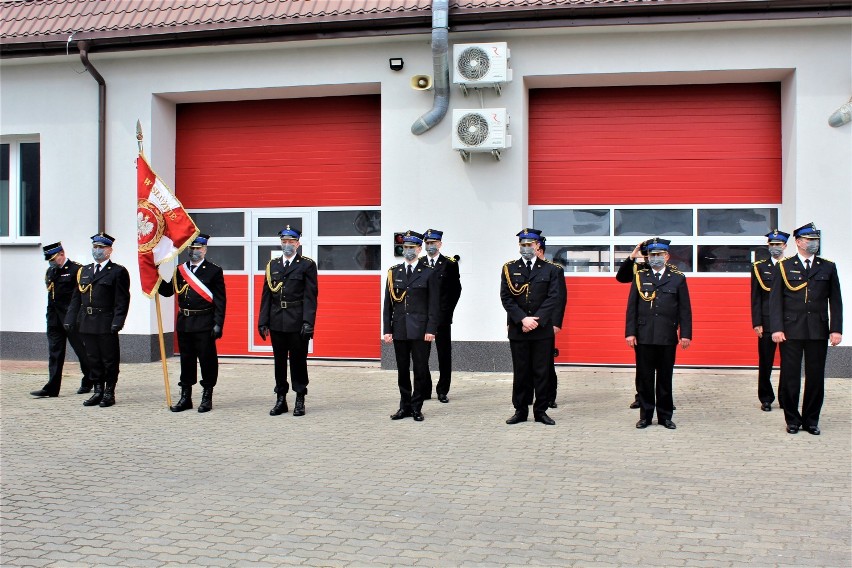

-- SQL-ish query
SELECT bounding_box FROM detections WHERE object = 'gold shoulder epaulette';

[669,269,684,275]
[543,259,561,268]
[819,256,834,263]
[504,259,516,266]
[752,258,768,266]
[637,267,650,273]
[445,256,457,263]
[301,255,314,263]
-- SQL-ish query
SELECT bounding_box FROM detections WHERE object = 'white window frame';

[0,136,41,245]
[530,204,782,277]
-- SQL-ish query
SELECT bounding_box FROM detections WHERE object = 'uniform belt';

[85,307,113,315]
[280,300,303,309]
[181,307,213,316]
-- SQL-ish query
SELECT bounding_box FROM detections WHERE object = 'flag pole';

[138,120,172,408]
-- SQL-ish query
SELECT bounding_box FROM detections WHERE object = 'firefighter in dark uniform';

[158,234,226,413]
[65,233,131,408]
[770,222,843,435]
[534,236,566,409]
[31,242,92,398]
[501,229,563,426]
[258,226,318,417]
[419,228,462,403]
[625,238,692,430]
[750,230,789,412]
[383,231,439,422]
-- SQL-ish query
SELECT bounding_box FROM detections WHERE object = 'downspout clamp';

[77,41,107,232]
[411,0,449,135]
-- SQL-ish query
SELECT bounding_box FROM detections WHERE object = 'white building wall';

[1,18,850,352]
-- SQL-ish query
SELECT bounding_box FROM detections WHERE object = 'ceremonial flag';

[136,155,199,297]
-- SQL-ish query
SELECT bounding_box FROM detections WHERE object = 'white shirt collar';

[797,252,814,265]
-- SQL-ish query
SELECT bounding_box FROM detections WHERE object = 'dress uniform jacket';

[46,260,84,327]
[625,267,692,345]
[751,258,779,329]
[500,258,563,341]
[259,254,318,333]
[769,256,843,339]
[158,261,226,333]
[419,254,462,326]
[383,263,440,340]
[65,260,131,334]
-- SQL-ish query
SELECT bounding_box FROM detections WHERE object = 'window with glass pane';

[19,143,39,237]
[666,245,693,272]
[190,212,245,238]
[697,244,763,273]
[532,209,610,236]
[317,245,381,271]
[318,210,381,236]
[179,246,245,271]
[257,245,302,270]
[0,144,8,237]
[258,218,302,238]
[547,245,610,273]
[614,209,692,236]
[698,208,778,236]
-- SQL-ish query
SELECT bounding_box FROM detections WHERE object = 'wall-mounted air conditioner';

[453,42,512,95]
[452,108,511,161]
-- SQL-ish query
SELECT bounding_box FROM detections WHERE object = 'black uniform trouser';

[509,337,551,416]
[525,337,558,406]
[757,331,779,403]
[80,332,120,387]
[44,324,91,395]
[779,339,828,429]
[635,343,676,422]
[270,331,309,396]
[393,339,431,412]
[177,330,218,389]
[434,322,453,396]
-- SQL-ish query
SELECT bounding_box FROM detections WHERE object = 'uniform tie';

[526,260,532,272]
[190,264,197,274]
[407,264,413,278]
[654,271,661,282]
[430,258,435,268]
[284,260,290,269]
[804,258,811,276]
[95,264,101,275]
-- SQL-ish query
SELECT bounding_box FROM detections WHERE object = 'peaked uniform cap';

[765,229,790,243]
[278,225,301,239]
[91,232,115,246]
[402,230,424,245]
[793,222,820,238]
[43,242,63,260]
[645,238,671,252]
[423,229,443,241]
[190,233,210,246]
[517,228,542,242]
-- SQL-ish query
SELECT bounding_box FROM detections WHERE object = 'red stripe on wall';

[175,96,381,208]
[557,277,758,366]
[529,83,781,205]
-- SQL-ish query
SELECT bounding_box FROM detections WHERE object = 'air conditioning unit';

[453,42,512,95]
[452,108,511,161]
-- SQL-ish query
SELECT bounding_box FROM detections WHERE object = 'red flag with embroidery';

[136,155,199,298]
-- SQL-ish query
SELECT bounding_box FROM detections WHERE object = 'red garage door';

[175,95,381,358]
[529,83,782,366]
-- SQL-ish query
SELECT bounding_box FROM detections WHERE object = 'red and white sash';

[178,264,213,303]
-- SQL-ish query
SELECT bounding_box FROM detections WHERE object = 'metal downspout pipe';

[77,41,106,232]
[411,0,449,135]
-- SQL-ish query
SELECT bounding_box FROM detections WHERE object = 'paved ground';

[1,358,850,567]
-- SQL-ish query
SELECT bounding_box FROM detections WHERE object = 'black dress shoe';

[761,401,772,412]
[76,385,93,395]
[293,394,306,417]
[269,395,288,416]
[30,389,57,398]
[548,401,558,409]
[412,410,424,422]
[805,425,820,436]
[505,411,528,424]
[629,401,640,409]
[437,393,449,403]
[635,419,651,429]
[786,424,799,434]
[660,419,676,429]
[390,409,412,420]
[534,413,555,425]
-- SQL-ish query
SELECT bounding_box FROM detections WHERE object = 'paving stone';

[2,360,849,567]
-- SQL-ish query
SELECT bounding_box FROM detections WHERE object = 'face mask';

[519,246,535,261]
[281,244,296,257]
[805,240,820,255]
[48,260,58,268]
[92,248,107,263]
[403,248,417,261]
[648,256,666,269]
[188,250,203,263]
[425,244,438,255]
[768,245,785,259]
